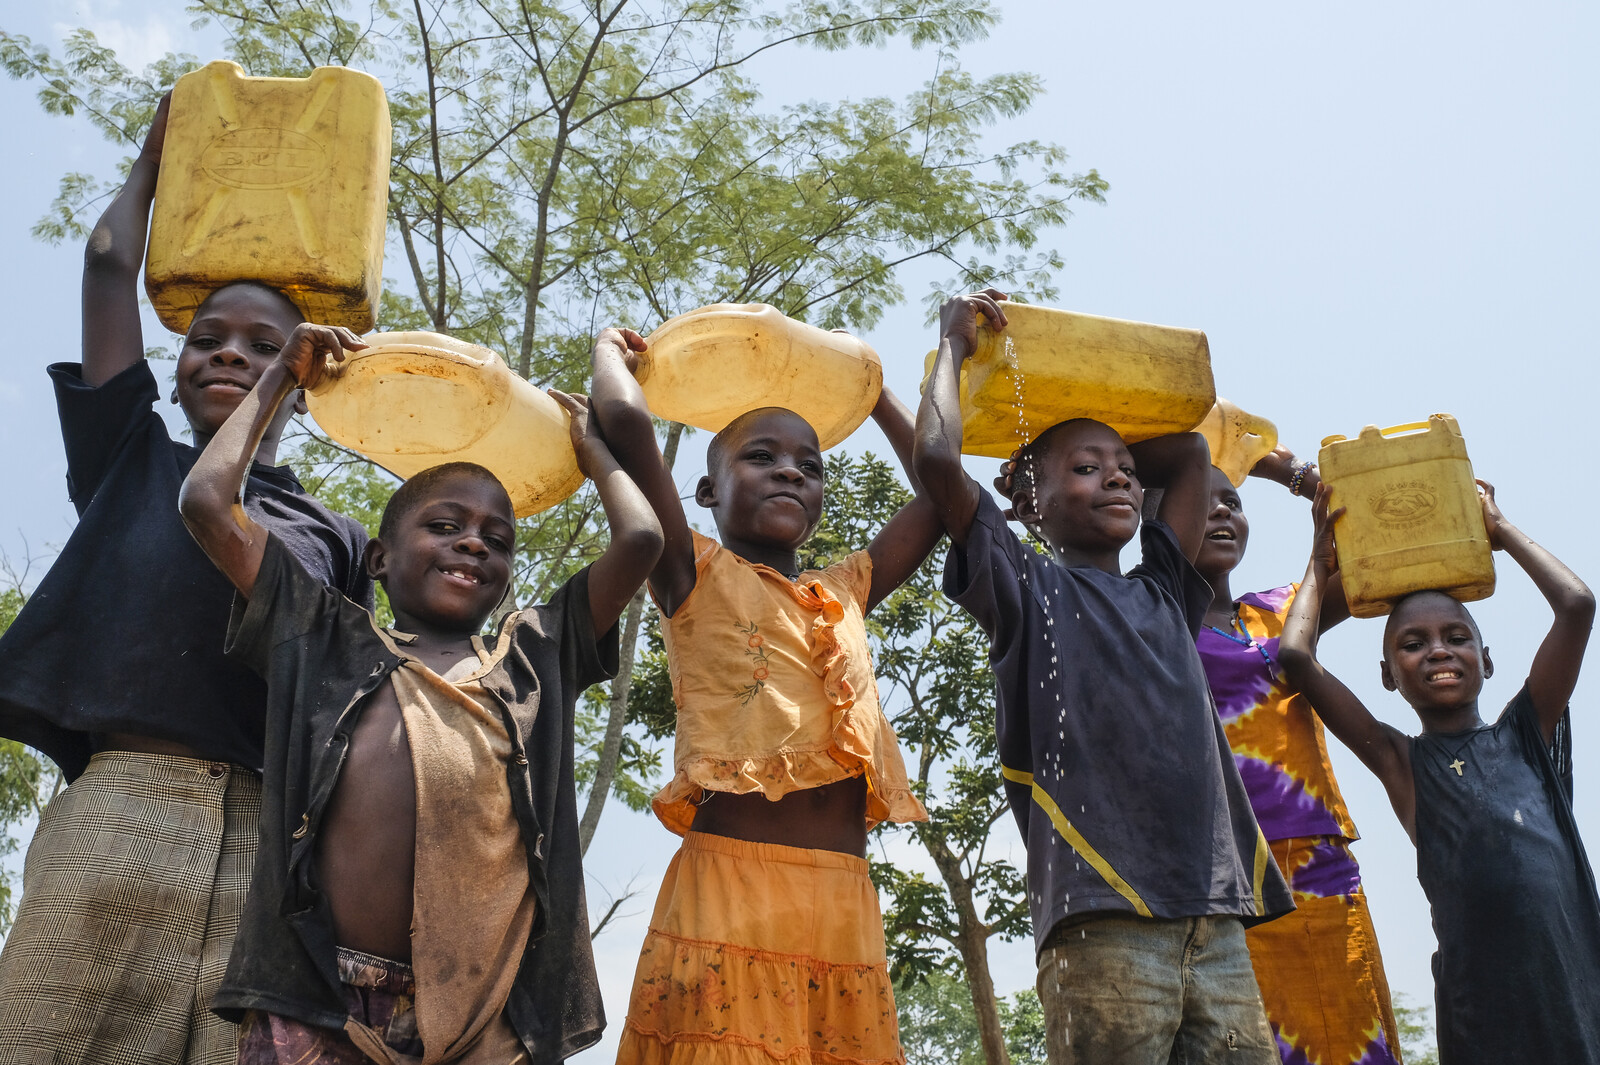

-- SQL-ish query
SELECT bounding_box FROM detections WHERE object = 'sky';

[2,0,1598,1058]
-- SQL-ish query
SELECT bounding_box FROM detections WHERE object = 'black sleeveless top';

[1412,684,1600,1064]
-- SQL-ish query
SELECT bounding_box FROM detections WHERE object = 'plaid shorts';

[0,751,261,1065]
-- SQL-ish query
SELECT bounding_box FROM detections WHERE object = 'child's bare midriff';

[316,681,417,962]
[690,774,869,856]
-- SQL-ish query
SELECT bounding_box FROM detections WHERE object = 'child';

[1279,483,1600,1063]
[177,324,662,1063]
[589,325,937,1064]
[0,96,373,1064]
[914,289,1294,1065]
[1192,457,1399,1065]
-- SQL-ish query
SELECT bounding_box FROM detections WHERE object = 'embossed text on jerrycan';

[1318,414,1495,619]
[921,303,1215,458]
[304,332,584,517]
[634,304,882,450]
[145,60,392,334]
[1198,399,1278,486]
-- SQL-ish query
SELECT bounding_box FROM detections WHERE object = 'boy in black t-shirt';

[0,95,374,1063]
[1280,484,1600,1064]
[178,333,662,1061]
[913,289,1291,1065]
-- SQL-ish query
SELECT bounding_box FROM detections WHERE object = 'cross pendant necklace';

[1449,758,1465,776]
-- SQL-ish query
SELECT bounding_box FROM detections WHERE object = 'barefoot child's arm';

[589,328,697,615]
[549,390,665,636]
[1479,480,1596,742]
[83,94,169,386]
[1279,485,1417,838]
[1127,431,1211,562]
[179,325,366,597]
[861,388,946,611]
[914,289,1009,546]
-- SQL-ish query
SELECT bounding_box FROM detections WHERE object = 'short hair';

[191,280,305,330]
[1007,418,1112,505]
[1382,590,1483,659]
[378,462,510,541]
[705,407,818,480]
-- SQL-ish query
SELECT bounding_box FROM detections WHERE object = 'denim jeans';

[1035,914,1278,1065]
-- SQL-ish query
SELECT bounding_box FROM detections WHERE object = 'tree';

[0,0,1102,866]
[0,561,62,936]
[896,971,1046,1065]
[1393,992,1439,1065]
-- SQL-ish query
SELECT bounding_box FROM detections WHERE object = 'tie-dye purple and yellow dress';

[1198,585,1401,1065]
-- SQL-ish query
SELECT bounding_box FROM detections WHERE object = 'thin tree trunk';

[924,828,1011,1065]
[577,421,685,854]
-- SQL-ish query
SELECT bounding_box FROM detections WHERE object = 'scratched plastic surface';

[920,303,1215,458]
[1199,399,1278,486]
[305,332,584,518]
[1319,414,1495,618]
[636,304,882,450]
[145,60,392,333]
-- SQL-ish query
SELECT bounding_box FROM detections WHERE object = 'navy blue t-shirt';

[0,360,372,779]
[1413,684,1600,1064]
[945,492,1293,955]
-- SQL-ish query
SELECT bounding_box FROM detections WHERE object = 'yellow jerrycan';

[1198,399,1278,486]
[304,332,584,518]
[921,303,1215,458]
[1318,414,1495,619]
[145,60,392,334]
[633,304,882,450]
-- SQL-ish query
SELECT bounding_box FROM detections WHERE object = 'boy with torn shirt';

[913,289,1293,1065]
[178,326,663,1064]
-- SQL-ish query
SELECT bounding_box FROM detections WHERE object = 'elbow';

[1276,642,1314,683]
[83,224,143,279]
[1557,583,1597,628]
[616,520,665,570]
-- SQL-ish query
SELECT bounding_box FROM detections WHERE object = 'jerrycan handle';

[1377,421,1432,437]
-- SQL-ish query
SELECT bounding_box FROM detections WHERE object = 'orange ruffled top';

[651,531,928,836]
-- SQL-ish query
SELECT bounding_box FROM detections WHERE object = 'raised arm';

[1279,485,1416,839]
[1127,431,1210,561]
[588,327,695,615]
[857,387,945,612]
[549,391,664,637]
[178,324,365,597]
[1248,444,1350,629]
[1479,480,1595,741]
[913,289,1007,546]
[82,93,169,387]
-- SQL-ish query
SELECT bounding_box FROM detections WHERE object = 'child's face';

[1019,421,1143,558]
[1193,466,1249,579]
[175,283,305,438]
[1381,592,1492,716]
[696,409,824,550]
[367,472,516,634]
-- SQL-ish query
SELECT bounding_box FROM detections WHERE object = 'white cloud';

[53,0,179,73]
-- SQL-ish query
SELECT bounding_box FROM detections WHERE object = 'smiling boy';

[1279,483,1600,1063]
[914,289,1293,1065]
[177,328,662,1063]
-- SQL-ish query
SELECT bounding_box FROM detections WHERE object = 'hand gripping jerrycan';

[1318,414,1495,619]
[633,304,882,450]
[304,333,584,518]
[1198,399,1278,486]
[921,303,1215,458]
[145,60,392,334]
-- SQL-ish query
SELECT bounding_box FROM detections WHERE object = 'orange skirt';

[616,832,903,1064]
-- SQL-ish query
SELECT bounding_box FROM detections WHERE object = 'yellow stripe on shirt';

[1252,825,1271,914]
[1001,765,1153,918]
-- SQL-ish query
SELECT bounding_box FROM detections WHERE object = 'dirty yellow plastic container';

[1199,399,1278,486]
[634,304,882,450]
[1318,415,1494,618]
[304,332,584,517]
[921,303,1215,458]
[145,60,392,334]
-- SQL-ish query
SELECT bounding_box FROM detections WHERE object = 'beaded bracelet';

[1289,460,1314,497]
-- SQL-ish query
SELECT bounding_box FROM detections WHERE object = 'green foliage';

[1393,992,1439,1065]
[0,587,61,935]
[897,971,1046,1065]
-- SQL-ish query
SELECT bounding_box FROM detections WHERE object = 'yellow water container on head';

[633,304,882,450]
[304,332,584,517]
[145,60,392,334]
[1199,399,1278,486]
[921,303,1215,458]
[1318,415,1494,619]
